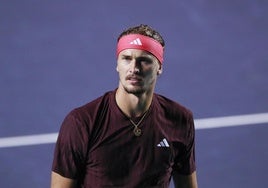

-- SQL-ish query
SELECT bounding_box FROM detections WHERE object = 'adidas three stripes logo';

[130,38,142,45]
[157,138,170,147]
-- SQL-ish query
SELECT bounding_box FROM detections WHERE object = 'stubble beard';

[123,84,146,96]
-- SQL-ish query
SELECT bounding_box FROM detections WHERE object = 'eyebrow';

[120,52,153,58]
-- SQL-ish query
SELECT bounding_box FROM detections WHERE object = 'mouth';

[126,75,143,85]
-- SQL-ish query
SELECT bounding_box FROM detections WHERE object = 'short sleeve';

[52,110,89,179]
[173,112,196,175]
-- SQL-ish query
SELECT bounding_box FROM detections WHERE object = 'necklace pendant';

[133,127,142,136]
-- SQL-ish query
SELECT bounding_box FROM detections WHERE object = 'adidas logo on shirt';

[130,38,142,45]
[157,138,170,147]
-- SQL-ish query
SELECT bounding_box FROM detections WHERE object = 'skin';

[173,171,198,188]
[51,172,77,188]
[51,48,198,188]
[115,49,162,117]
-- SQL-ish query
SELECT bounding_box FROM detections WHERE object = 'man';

[51,24,198,188]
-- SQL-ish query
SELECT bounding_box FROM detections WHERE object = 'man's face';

[116,49,162,95]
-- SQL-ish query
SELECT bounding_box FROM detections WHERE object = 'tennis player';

[51,24,198,188]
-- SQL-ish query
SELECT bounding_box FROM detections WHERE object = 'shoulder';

[153,93,193,119]
[70,90,114,117]
[58,90,115,136]
[62,90,115,128]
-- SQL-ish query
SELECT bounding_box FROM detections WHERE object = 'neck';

[115,87,153,118]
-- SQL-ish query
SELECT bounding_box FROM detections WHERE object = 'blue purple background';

[1,1,268,187]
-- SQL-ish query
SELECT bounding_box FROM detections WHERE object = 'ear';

[157,65,163,75]
[116,61,119,72]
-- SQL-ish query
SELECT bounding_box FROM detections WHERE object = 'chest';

[87,114,180,178]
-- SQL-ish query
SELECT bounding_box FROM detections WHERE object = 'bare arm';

[51,171,77,188]
[173,171,198,188]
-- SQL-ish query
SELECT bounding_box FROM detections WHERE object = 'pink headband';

[116,34,164,64]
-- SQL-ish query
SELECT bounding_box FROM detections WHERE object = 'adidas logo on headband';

[130,38,142,45]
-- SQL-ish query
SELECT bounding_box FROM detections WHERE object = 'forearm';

[51,171,77,188]
[173,171,198,188]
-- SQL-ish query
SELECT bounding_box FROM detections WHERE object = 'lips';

[126,75,141,80]
[126,75,143,84]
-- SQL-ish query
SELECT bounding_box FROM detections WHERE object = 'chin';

[124,86,145,95]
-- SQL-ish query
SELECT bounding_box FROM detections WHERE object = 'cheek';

[144,70,158,81]
[116,63,126,72]
[150,67,159,76]
[117,67,126,80]
[116,65,123,75]
[117,66,124,74]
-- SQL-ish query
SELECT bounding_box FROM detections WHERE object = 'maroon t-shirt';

[52,90,196,187]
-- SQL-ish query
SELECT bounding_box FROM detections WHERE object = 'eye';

[121,55,131,60]
[121,55,132,61]
[137,57,153,65]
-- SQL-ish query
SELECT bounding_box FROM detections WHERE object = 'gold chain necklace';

[129,110,149,137]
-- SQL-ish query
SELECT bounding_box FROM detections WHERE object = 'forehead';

[119,49,156,59]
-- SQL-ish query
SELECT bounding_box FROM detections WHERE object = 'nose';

[129,59,141,74]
